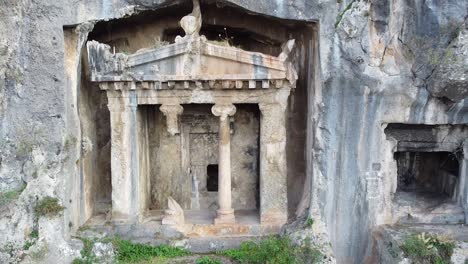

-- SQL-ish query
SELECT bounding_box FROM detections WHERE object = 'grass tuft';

[0,185,26,206]
[401,233,455,264]
[196,256,222,264]
[112,238,189,263]
[222,236,322,264]
[34,197,64,217]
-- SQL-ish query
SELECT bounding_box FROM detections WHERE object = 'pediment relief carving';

[86,0,297,90]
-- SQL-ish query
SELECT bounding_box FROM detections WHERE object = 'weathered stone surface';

[452,242,468,264]
[91,242,116,263]
[283,217,337,264]
[162,197,185,225]
[1,0,468,263]
[428,22,468,103]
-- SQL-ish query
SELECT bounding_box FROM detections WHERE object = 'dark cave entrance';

[385,123,468,224]
[395,151,460,201]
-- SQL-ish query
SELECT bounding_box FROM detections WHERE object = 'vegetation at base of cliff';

[72,236,324,264]
[112,238,190,263]
[34,196,65,217]
[401,232,455,264]
[306,217,315,227]
[74,237,190,263]
[196,256,222,264]
[222,236,323,264]
[0,184,25,206]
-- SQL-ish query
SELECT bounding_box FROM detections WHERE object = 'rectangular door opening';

[207,164,219,192]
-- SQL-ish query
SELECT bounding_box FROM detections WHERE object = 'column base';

[112,211,141,224]
[214,209,236,224]
[260,212,287,226]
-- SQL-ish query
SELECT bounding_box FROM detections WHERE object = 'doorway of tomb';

[146,104,260,224]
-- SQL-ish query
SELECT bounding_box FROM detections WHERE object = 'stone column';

[460,139,468,224]
[211,104,236,224]
[258,102,288,225]
[107,91,141,222]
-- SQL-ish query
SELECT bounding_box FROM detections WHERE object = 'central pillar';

[212,104,236,224]
[460,139,468,224]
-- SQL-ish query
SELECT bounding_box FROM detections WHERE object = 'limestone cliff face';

[0,0,467,263]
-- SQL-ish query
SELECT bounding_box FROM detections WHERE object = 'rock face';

[0,0,467,263]
[428,22,468,103]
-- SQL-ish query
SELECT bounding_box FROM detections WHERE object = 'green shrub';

[298,238,324,264]
[72,238,97,264]
[0,185,25,206]
[306,218,314,227]
[30,230,39,239]
[401,233,455,264]
[34,197,64,217]
[23,240,34,250]
[72,259,83,264]
[23,229,39,251]
[222,236,322,264]
[112,238,189,263]
[196,256,222,264]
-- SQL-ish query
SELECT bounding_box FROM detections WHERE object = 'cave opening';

[395,151,460,202]
[385,123,468,224]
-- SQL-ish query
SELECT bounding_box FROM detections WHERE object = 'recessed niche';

[385,123,468,224]
[395,151,459,200]
[207,164,219,192]
[72,0,314,234]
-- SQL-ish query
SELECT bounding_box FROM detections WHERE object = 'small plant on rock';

[401,232,455,264]
[30,230,39,239]
[196,256,222,264]
[34,196,64,217]
[153,37,170,49]
[306,217,314,227]
[73,238,96,264]
[0,184,25,206]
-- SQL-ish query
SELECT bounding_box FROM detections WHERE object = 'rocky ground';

[373,224,468,264]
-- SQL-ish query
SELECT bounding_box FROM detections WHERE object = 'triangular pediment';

[87,38,295,83]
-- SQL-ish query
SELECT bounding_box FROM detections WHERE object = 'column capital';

[107,95,137,112]
[159,104,184,136]
[211,104,236,120]
[160,104,184,116]
[258,103,286,114]
[463,138,468,158]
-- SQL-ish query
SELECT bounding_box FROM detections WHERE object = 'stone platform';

[372,224,468,264]
[80,209,282,252]
[393,191,466,224]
